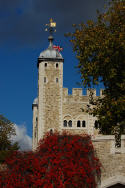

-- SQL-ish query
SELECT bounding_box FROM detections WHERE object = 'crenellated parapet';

[100,89,105,97]
[72,88,82,96]
[63,88,104,103]
[86,88,96,97]
[63,88,68,96]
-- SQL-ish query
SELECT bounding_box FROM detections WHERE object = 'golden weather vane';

[45,18,56,35]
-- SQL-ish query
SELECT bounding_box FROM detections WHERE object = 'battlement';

[86,88,96,96]
[72,88,82,96]
[63,88,104,97]
[63,88,104,103]
[63,88,68,96]
[100,89,105,97]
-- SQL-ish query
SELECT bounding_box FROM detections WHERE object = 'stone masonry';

[32,34,125,187]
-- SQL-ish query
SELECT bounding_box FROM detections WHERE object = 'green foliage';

[66,0,125,135]
[0,115,19,163]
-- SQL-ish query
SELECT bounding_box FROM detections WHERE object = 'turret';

[32,19,64,149]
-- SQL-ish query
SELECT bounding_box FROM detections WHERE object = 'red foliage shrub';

[0,132,101,188]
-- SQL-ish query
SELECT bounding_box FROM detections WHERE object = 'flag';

[53,45,63,52]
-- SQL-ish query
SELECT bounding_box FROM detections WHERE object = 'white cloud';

[11,124,32,151]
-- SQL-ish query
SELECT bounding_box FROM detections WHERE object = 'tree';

[0,115,19,163]
[66,0,125,137]
[0,132,101,187]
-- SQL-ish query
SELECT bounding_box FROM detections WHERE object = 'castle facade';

[32,34,101,150]
[32,23,125,187]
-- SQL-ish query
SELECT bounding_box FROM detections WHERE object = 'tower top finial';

[45,18,56,47]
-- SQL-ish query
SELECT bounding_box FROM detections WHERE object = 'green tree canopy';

[67,0,125,135]
[0,115,19,163]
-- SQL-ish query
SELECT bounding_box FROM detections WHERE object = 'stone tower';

[32,19,64,150]
[32,19,98,150]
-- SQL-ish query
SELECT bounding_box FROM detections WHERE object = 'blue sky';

[0,0,106,140]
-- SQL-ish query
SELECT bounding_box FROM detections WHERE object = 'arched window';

[45,63,47,67]
[56,63,58,68]
[50,129,53,135]
[77,120,81,127]
[94,120,99,129]
[63,120,67,127]
[68,120,72,127]
[82,120,86,127]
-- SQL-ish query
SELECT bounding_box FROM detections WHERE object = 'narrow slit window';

[68,120,72,127]
[82,121,86,127]
[34,126,37,138]
[56,78,58,83]
[94,120,99,129]
[77,120,81,127]
[44,77,46,83]
[35,131,36,138]
[63,120,67,127]
[36,117,38,127]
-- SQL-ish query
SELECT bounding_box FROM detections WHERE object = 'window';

[56,78,58,83]
[82,121,86,127]
[35,131,36,138]
[56,63,58,68]
[36,117,38,128]
[34,126,37,138]
[50,129,53,135]
[63,120,67,127]
[68,120,72,127]
[77,120,81,127]
[45,63,47,67]
[94,120,99,129]
[44,77,46,83]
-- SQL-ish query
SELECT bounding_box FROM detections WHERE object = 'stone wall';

[0,164,7,172]
[92,135,125,187]
[62,88,97,135]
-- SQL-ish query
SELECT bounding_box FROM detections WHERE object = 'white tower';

[32,19,64,150]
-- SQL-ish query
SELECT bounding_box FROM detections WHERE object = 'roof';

[39,46,63,59]
[39,35,63,60]
[33,98,38,105]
